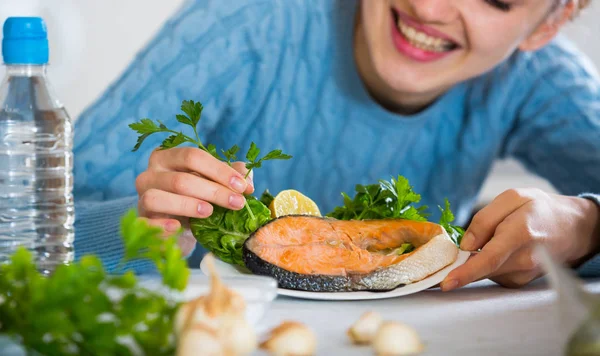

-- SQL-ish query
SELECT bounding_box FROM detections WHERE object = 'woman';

[72,0,600,290]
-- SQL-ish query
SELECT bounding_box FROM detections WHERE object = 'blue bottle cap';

[2,17,49,65]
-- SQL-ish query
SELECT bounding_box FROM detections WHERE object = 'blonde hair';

[578,0,592,10]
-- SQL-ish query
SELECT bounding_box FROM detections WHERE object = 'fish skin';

[242,215,459,292]
[242,247,355,292]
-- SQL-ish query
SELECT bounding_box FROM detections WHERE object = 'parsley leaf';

[327,176,464,246]
[327,175,430,221]
[222,144,240,165]
[160,132,187,150]
[129,118,173,152]
[180,100,203,128]
[244,143,292,178]
[262,149,293,161]
[396,243,415,255]
[176,114,194,127]
[207,143,220,160]
[246,142,260,162]
[120,210,189,291]
[0,209,186,355]
[129,118,161,134]
[259,189,275,207]
[438,198,466,245]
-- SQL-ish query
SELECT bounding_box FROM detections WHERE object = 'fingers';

[138,188,214,219]
[460,189,532,251]
[231,161,254,194]
[441,227,528,291]
[490,270,542,289]
[137,171,247,211]
[488,245,539,277]
[149,147,249,194]
[139,217,182,237]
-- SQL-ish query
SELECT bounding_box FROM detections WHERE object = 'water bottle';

[0,17,74,274]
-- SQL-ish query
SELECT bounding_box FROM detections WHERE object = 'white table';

[258,279,600,356]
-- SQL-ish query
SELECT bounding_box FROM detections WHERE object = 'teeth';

[397,19,454,53]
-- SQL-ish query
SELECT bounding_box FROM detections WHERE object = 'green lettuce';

[189,198,272,267]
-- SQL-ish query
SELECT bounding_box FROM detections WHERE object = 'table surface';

[257,278,600,356]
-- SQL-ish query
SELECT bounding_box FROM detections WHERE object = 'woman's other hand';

[441,188,600,290]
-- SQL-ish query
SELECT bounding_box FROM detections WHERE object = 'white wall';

[0,0,187,119]
[1,0,599,202]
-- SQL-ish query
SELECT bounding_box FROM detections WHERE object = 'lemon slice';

[269,189,322,218]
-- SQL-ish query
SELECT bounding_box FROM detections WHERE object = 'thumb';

[231,161,254,194]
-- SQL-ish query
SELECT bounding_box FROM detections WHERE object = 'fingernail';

[229,194,245,209]
[460,232,475,250]
[199,203,213,217]
[164,221,178,232]
[247,175,254,189]
[197,203,209,217]
[230,176,246,193]
[442,279,458,291]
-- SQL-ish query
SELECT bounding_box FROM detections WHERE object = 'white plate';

[200,250,471,301]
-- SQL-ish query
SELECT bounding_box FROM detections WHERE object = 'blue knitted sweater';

[72,0,600,275]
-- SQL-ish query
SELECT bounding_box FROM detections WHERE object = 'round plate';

[200,250,470,301]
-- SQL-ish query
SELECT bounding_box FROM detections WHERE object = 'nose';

[406,0,460,24]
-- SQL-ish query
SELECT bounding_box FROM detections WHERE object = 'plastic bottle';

[0,17,74,274]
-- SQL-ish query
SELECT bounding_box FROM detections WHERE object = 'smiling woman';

[69,0,600,291]
[354,0,592,114]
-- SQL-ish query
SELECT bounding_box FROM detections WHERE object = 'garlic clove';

[223,318,258,355]
[347,311,383,345]
[260,321,317,356]
[372,321,424,355]
[174,301,192,335]
[176,326,222,356]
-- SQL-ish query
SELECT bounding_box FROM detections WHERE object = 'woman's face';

[355,0,568,113]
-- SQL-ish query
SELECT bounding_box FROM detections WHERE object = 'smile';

[391,9,459,62]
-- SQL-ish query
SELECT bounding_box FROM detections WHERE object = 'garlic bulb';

[260,321,317,356]
[175,255,257,356]
[372,321,424,355]
[347,311,383,345]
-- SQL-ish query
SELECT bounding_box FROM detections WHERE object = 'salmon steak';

[242,215,459,292]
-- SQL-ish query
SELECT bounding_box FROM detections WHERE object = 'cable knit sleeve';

[499,38,600,277]
[72,0,286,273]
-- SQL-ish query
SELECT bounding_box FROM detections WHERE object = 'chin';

[371,56,452,98]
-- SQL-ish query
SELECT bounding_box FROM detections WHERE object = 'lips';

[390,9,459,62]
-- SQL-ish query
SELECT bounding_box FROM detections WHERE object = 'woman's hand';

[134,147,254,252]
[441,188,600,291]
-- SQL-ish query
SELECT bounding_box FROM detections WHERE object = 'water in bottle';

[0,17,75,274]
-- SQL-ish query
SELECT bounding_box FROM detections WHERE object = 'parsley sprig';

[438,198,466,245]
[327,175,465,246]
[129,100,291,220]
[327,175,429,221]
[0,210,189,355]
